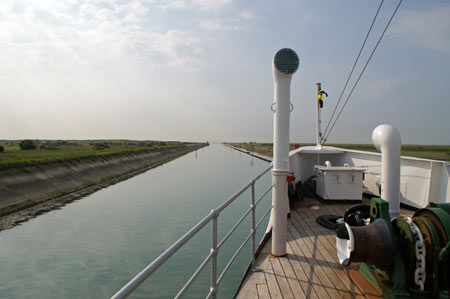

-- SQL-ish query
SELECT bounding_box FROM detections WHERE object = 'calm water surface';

[0,144,272,298]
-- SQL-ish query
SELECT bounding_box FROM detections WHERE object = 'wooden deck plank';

[236,253,268,299]
[294,205,313,220]
[270,257,295,299]
[319,202,350,216]
[285,242,320,299]
[298,203,367,297]
[277,254,308,299]
[287,223,342,298]
[236,284,258,299]
[317,232,343,263]
[264,255,284,299]
[254,254,271,285]
[297,208,316,220]
[290,210,364,296]
[257,283,271,299]
[305,206,321,218]
[320,203,347,217]
[288,220,351,298]
[287,231,331,298]
[288,199,364,298]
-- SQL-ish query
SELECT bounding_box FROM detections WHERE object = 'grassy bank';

[228,143,450,161]
[0,143,207,225]
[0,140,196,167]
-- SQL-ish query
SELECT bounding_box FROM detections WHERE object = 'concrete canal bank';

[0,143,207,228]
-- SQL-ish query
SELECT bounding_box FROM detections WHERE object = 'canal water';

[0,144,272,298]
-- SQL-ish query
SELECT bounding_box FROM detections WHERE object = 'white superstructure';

[288,145,450,209]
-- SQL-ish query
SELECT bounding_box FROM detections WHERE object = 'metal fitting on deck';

[210,248,218,256]
[210,209,219,218]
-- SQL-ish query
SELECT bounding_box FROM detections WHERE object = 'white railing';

[111,164,273,299]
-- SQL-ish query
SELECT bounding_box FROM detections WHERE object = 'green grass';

[0,141,189,167]
[335,144,450,161]
[228,143,450,161]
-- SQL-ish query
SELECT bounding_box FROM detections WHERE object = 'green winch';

[336,198,450,298]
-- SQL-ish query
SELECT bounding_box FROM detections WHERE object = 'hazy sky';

[0,0,449,144]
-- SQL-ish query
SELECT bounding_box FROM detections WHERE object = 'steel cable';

[321,0,385,142]
[323,0,403,144]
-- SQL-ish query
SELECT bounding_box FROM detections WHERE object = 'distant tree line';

[16,140,82,151]
[19,140,37,150]
[92,143,110,150]
[2,139,181,152]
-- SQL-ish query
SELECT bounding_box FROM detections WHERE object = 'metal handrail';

[217,230,252,285]
[256,206,272,230]
[175,250,214,298]
[217,206,252,249]
[111,164,273,299]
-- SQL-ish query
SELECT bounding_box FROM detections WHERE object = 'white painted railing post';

[372,124,401,218]
[211,211,218,299]
[250,181,257,268]
[271,48,299,256]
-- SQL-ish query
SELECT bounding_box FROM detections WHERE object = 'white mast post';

[316,82,322,149]
[271,48,299,256]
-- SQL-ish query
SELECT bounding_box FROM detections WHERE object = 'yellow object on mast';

[317,89,328,108]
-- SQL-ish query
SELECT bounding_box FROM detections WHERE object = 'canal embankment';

[224,144,272,162]
[0,143,207,228]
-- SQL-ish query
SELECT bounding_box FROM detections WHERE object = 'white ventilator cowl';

[372,124,401,218]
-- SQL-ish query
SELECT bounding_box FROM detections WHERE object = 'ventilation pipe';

[271,48,299,256]
[372,124,401,218]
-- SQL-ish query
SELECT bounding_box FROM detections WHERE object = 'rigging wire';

[321,0,385,142]
[322,0,403,144]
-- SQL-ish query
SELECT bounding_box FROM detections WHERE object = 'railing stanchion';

[211,211,218,299]
[250,181,257,270]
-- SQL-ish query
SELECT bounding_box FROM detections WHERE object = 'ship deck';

[236,198,415,299]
